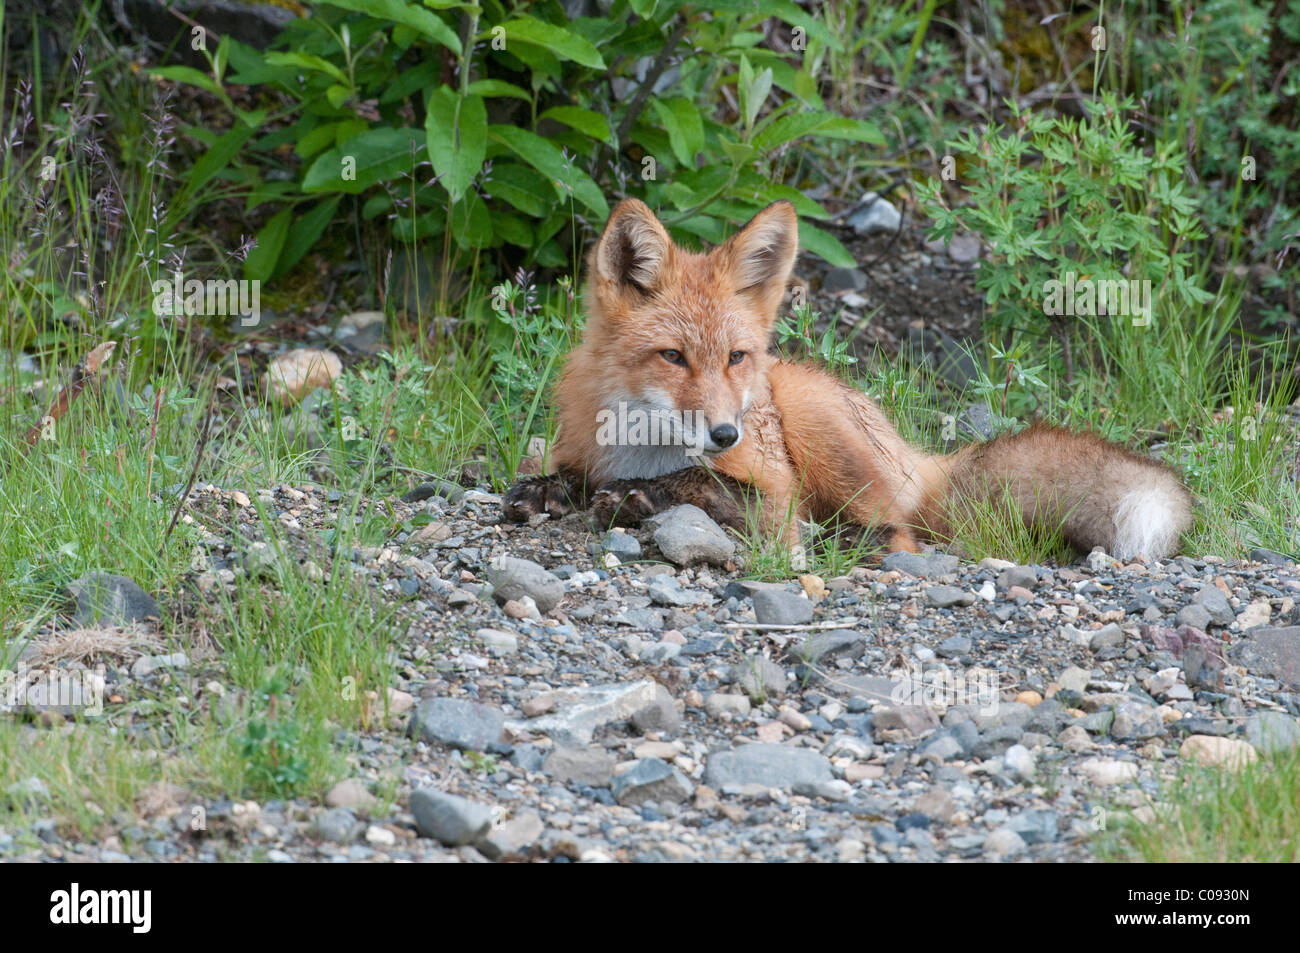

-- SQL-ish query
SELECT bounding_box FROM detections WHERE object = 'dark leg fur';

[590,467,753,529]
[501,469,590,522]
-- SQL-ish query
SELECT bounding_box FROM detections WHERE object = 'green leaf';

[488,126,608,217]
[172,116,263,218]
[484,162,552,218]
[797,221,857,267]
[274,196,342,277]
[303,127,423,194]
[466,79,532,101]
[745,66,773,130]
[449,191,493,250]
[149,65,230,104]
[244,208,292,282]
[264,51,349,84]
[318,0,461,54]
[495,17,605,69]
[425,89,487,202]
[650,98,704,167]
[539,106,612,144]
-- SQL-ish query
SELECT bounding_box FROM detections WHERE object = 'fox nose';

[710,424,738,448]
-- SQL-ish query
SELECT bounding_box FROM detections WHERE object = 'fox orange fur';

[503,199,1194,561]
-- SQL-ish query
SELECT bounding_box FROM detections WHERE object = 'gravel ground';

[5,479,1299,863]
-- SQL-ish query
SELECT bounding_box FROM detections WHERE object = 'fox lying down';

[503,198,1193,561]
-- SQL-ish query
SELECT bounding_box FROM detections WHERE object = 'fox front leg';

[590,468,753,530]
[502,469,591,522]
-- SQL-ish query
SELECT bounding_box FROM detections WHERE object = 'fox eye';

[660,349,687,366]
[729,350,746,366]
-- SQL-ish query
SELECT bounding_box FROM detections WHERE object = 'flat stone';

[476,628,519,656]
[543,747,615,787]
[610,757,694,806]
[409,698,505,751]
[1244,711,1300,754]
[477,810,544,860]
[485,556,564,613]
[731,656,787,701]
[68,572,159,626]
[703,744,833,791]
[1079,758,1138,786]
[409,788,494,846]
[1233,627,1300,690]
[324,779,378,811]
[880,552,959,578]
[1179,734,1259,769]
[926,585,975,608]
[504,679,669,745]
[649,505,735,566]
[752,589,814,625]
[996,565,1038,590]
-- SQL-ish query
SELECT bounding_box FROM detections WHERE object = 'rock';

[313,808,360,843]
[996,565,1037,590]
[794,630,867,665]
[543,747,615,787]
[478,810,544,860]
[1191,585,1234,626]
[705,693,751,718]
[1058,725,1094,752]
[1249,547,1293,566]
[410,789,494,846]
[1233,626,1300,690]
[1235,601,1271,630]
[873,705,939,741]
[504,680,669,745]
[476,628,519,656]
[913,789,956,822]
[798,574,827,601]
[649,505,735,566]
[599,530,641,560]
[731,657,787,701]
[1244,711,1300,754]
[1004,744,1036,781]
[792,778,852,801]
[984,827,1027,857]
[67,573,159,626]
[823,267,868,293]
[1058,666,1091,693]
[1007,809,1058,845]
[409,698,505,751]
[880,552,958,578]
[5,776,49,807]
[130,652,189,678]
[1015,690,1043,707]
[926,585,975,608]
[1179,735,1258,769]
[945,232,981,263]
[629,683,681,735]
[611,757,694,806]
[1175,604,1213,631]
[1111,701,1163,741]
[485,556,564,613]
[648,574,704,607]
[325,779,377,811]
[1079,758,1138,785]
[1089,623,1126,651]
[846,191,902,235]
[752,589,813,625]
[703,744,833,791]
[779,706,812,732]
[263,348,342,404]
[936,633,972,657]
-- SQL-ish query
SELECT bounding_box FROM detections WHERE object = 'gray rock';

[599,530,641,560]
[846,192,901,235]
[1244,711,1300,754]
[996,565,1038,590]
[984,826,1027,857]
[648,574,706,607]
[130,651,189,678]
[1249,548,1293,566]
[67,572,159,626]
[752,589,813,625]
[5,776,49,807]
[926,585,975,608]
[1089,623,1126,651]
[823,267,868,293]
[409,698,505,751]
[410,788,494,846]
[880,552,958,578]
[794,630,867,665]
[543,747,616,787]
[477,810,544,860]
[1191,585,1234,626]
[650,505,735,566]
[705,693,751,718]
[1232,627,1300,690]
[476,628,518,656]
[1175,604,1213,631]
[1004,744,1036,781]
[503,679,667,745]
[1110,701,1163,741]
[629,683,681,736]
[731,657,787,701]
[703,744,833,790]
[1007,809,1058,845]
[873,705,939,740]
[611,757,693,806]
[936,634,972,657]
[485,556,564,613]
[313,808,360,843]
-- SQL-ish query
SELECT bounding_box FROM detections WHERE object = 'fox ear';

[593,199,673,293]
[722,201,798,301]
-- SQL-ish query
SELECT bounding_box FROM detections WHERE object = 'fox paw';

[502,475,580,522]
[591,483,660,528]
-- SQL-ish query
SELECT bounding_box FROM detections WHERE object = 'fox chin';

[504,197,1193,562]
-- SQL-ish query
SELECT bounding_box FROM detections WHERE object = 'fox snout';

[710,423,739,448]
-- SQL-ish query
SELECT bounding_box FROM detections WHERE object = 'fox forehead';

[608,262,771,357]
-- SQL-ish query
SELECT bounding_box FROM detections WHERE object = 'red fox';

[503,199,1194,561]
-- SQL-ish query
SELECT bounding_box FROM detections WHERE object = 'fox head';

[580,199,798,473]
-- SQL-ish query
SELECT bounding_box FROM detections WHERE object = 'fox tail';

[921,423,1194,561]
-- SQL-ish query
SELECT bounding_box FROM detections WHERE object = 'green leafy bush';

[158,0,884,291]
